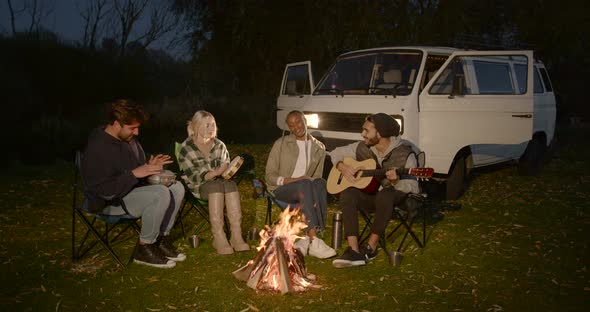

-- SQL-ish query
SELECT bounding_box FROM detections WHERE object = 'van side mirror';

[451,74,465,96]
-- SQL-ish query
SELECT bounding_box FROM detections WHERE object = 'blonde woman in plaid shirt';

[178,111,249,254]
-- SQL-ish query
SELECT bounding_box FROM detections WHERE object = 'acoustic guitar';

[327,157,434,194]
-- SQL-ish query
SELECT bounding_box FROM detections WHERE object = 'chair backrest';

[174,142,182,164]
[383,69,402,84]
[74,150,134,217]
[417,151,425,168]
[74,150,84,189]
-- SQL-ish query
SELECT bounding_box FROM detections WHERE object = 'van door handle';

[512,114,532,118]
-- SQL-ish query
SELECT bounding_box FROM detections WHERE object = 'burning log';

[232,208,320,294]
[232,236,275,282]
[274,238,294,294]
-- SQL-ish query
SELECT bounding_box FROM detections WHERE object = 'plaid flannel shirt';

[178,137,230,198]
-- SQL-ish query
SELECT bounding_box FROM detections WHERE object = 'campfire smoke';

[232,207,320,294]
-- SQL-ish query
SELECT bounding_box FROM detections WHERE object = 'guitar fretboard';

[359,168,409,178]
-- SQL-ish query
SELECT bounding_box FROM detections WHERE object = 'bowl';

[147,170,176,186]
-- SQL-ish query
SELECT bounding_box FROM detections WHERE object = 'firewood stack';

[232,209,319,294]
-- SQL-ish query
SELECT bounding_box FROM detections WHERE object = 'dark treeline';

[2,0,589,164]
[175,0,589,114]
[1,31,191,164]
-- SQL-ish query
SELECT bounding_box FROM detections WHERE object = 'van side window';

[473,61,517,94]
[533,67,544,93]
[539,68,553,92]
[420,54,448,91]
[430,54,528,95]
[429,58,466,94]
[514,64,528,94]
[283,64,311,95]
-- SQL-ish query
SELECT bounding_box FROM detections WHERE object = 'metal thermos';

[331,210,343,250]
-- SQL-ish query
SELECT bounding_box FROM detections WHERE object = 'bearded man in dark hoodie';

[82,99,185,268]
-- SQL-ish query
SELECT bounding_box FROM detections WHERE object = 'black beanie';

[370,113,400,137]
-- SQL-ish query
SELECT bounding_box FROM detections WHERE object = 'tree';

[77,0,111,50]
[6,0,26,36]
[5,0,56,36]
[24,0,55,35]
[111,0,179,56]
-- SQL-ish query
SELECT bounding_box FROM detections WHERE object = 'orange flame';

[253,206,319,292]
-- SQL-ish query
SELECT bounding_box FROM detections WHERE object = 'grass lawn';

[1,129,589,311]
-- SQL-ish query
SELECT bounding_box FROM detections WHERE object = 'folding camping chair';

[71,151,141,268]
[264,188,291,226]
[173,142,211,237]
[173,142,256,237]
[359,193,428,254]
[358,151,430,254]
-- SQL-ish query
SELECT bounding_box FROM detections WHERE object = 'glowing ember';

[232,207,321,294]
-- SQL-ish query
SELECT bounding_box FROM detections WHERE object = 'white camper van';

[276,46,556,199]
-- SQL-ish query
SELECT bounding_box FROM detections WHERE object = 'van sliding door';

[419,51,534,174]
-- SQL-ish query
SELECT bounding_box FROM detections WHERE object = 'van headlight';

[305,113,319,129]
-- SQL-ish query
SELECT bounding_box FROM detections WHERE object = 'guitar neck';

[360,167,408,178]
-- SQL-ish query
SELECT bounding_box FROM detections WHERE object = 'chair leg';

[74,211,127,267]
[358,210,373,245]
[191,200,211,236]
[72,207,76,261]
[265,196,272,226]
[176,199,190,238]
[379,234,388,255]
[174,197,211,237]
[128,241,139,266]
[392,209,424,252]
[74,214,98,260]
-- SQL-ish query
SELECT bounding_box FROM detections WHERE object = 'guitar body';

[327,158,377,194]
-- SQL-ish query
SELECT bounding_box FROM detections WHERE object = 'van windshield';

[314,50,422,96]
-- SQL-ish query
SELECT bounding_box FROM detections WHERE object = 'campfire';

[232,207,320,294]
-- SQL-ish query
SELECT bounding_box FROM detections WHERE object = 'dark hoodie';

[81,126,146,212]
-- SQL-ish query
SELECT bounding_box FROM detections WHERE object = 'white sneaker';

[308,237,337,259]
[294,237,310,256]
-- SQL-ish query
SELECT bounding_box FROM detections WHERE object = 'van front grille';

[303,112,403,134]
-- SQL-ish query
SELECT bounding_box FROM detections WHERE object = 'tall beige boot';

[208,193,234,255]
[225,192,250,251]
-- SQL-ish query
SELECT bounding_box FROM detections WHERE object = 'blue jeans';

[273,179,327,232]
[102,182,185,243]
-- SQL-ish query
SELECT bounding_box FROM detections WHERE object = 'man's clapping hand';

[132,164,163,178]
[148,154,173,167]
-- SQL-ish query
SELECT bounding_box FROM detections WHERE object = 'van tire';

[518,136,546,176]
[446,155,468,200]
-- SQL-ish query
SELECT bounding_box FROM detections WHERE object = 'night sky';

[0,0,188,59]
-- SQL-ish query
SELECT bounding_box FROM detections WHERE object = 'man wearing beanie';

[330,113,419,268]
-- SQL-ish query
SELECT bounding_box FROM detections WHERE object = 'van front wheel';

[446,155,468,200]
[518,137,546,176]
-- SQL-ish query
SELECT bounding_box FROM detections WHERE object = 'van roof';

[339,46,461,57]
[339,46,543,63]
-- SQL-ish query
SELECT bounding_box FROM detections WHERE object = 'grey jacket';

[265,134,325,191]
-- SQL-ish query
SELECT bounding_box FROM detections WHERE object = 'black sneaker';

[157,236,186,262]
[361,244,378,261]
[133,243,176,268]
[332,247,366,268]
